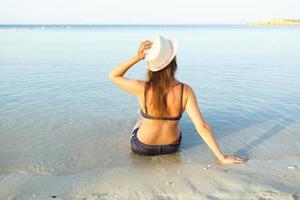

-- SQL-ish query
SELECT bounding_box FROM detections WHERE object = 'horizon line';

[0,23,245,26]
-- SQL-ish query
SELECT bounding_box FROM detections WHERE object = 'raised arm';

[184,85,245,164]
[108,40,152,96]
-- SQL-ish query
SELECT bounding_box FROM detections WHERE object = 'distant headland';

[247,19,300,26]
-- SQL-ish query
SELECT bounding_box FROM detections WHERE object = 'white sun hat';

[144,34,178,72]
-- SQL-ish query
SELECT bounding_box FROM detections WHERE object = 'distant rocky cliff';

[247,19,300,26]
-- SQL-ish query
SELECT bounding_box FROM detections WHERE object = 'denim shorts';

[130,127,182,156]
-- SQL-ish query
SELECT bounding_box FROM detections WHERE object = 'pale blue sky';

[1,0,299,24]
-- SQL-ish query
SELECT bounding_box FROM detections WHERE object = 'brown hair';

[145,56,178,117]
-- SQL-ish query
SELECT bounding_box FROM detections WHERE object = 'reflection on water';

[0,26,300,175]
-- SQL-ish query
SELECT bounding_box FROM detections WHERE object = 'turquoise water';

[0,25,300,175]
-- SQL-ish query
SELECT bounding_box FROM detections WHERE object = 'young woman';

[109,35,245,164]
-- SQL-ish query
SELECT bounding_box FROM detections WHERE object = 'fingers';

[143,40,152,44]
[234,160,245,164]
[144,44,152,50]
[228,154,243,160]
[223,155,246,164]
[233,155,244,161]
[141,40,153,46]
[233,158,245,164]
[232,155,245,164]
[236,157,244,162]
[143,43,152,49]
[139,42,152,51]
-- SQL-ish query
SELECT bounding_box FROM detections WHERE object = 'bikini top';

[140,82,184,121]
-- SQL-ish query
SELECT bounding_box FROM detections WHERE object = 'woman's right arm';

[184,85,245,164]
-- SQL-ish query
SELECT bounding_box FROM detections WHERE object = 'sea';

[0,25,299,175]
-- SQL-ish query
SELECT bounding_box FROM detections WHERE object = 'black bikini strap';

[179,83,184,114]
[144,83,149,114]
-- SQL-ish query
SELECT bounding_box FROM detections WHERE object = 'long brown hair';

[145,56,178,117]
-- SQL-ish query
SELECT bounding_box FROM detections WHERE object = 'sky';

[0,0,299,24]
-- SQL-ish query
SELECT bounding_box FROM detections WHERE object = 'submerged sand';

[1,114,300,199]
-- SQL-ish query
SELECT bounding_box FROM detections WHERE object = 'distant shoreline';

[247,19,300,26]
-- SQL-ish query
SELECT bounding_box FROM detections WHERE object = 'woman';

[109,35,245,164]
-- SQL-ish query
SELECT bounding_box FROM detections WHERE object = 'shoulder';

[179,82,196,109]
[181,82,194,96]
[181,83,199,106]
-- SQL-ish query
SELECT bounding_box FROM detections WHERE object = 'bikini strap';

[179,83,184,114]
[144,82,149,114]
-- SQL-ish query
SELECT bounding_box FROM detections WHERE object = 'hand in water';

[218,155,246,165]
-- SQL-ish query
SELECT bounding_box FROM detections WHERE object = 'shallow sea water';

[0,25,300,175]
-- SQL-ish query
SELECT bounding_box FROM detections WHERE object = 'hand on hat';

[134,40,152,61]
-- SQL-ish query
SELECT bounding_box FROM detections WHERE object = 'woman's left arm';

[108,40,152,96]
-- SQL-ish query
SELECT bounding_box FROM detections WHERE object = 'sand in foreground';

[0,159,299,200]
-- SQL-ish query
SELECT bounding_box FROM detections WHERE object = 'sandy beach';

[1,158,299,199]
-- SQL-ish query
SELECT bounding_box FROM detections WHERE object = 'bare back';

[136,80,187,145]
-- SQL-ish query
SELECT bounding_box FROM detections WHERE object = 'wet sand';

[1,115,299,199]
[0,160,299,199]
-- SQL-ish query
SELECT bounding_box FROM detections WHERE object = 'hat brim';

[147,37,178,72]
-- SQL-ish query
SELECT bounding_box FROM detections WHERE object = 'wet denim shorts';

[130,127,181,156]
